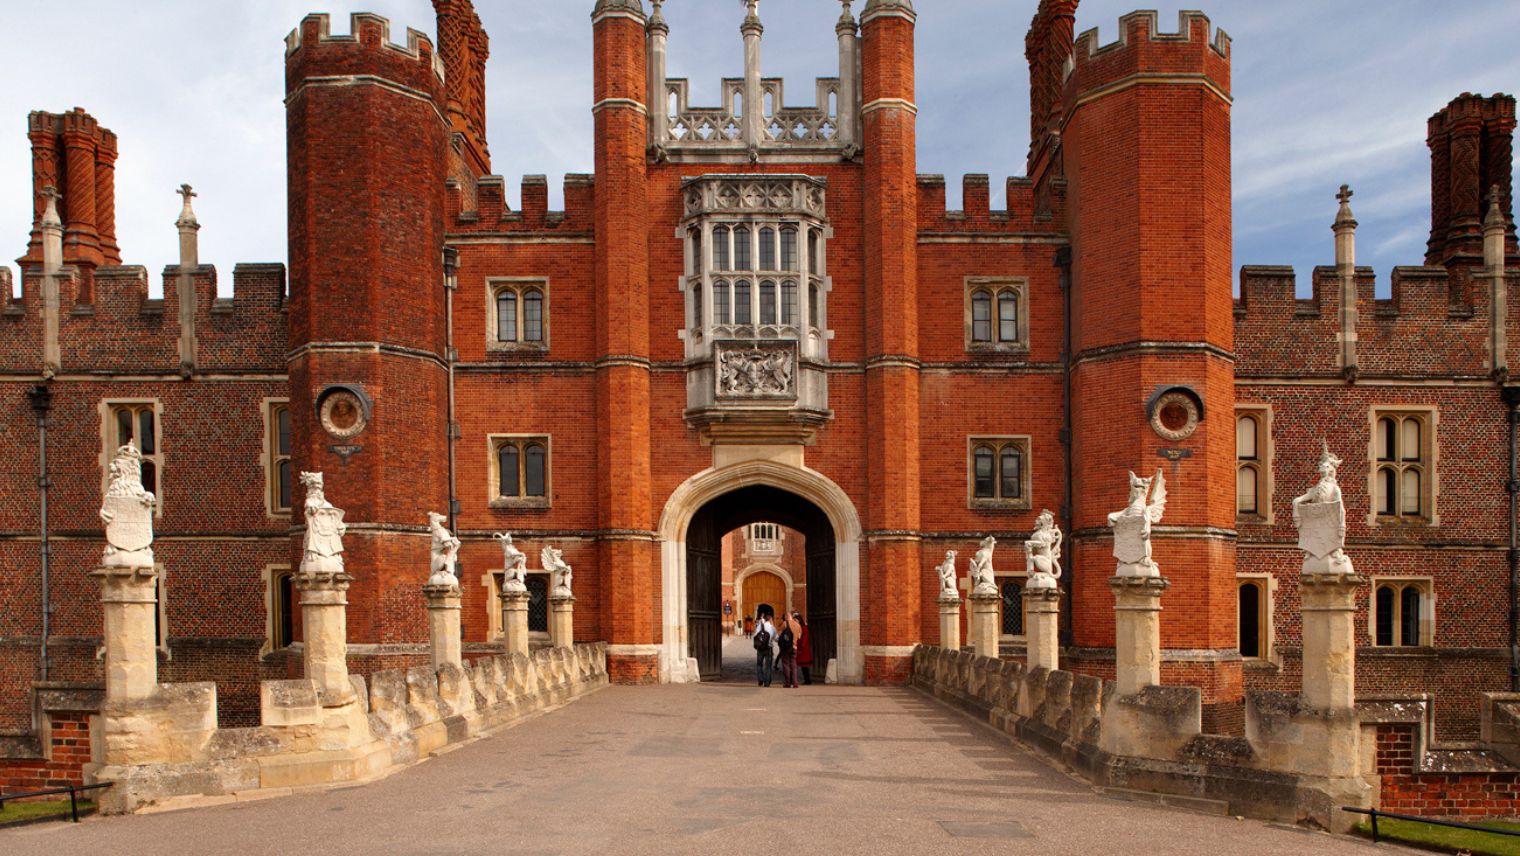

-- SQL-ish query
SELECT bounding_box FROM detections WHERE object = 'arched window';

[1236,413,1261,516]
[714,226,731,270]
[268,402,292,514]
[1238,581,1262,658]
[808,283,820,329]
[734,281,753,325]
[807,230,819,275]
[496,290,518,342]
[759,281,777,325]
[969,438,1030,506]
[734,227,752,270]
[760,228,776,270]
[498,444,520,498]
[781,228,798,271]
[715,281,731,325]
[973,446,995,499]
[997,291,1018,342]
[781,281,798,326]
[690,229,702,275]
[1399,586,1421,646]
[1374,585,1395,646]
[971,291,992,343]
[524,444,547,497]
[111,403,160,498]
[692,285,703,329]
[523,290,544,342]
[1374,411,1431,520]
[999,446,1023,499]
[1001,580,1024,636]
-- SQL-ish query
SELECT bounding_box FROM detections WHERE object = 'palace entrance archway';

[659,461,862,684]
[686,486,834,681]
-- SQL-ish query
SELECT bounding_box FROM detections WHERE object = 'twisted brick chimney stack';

[1426,93,1517,270]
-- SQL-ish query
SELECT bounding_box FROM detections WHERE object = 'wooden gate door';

[742,571,787,619]
[805,536,836,675]
[686,511,723,681]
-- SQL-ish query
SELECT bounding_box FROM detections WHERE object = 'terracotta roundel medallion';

[1150,390,1199,442]
[319,389,367,440]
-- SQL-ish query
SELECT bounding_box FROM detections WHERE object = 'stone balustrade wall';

[90,644,608,813]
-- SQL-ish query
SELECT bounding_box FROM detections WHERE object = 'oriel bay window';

[491,436,551,509]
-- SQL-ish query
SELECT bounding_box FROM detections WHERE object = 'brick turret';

[860,0,922,683]
[1426,93,1517,271]
[285,13,451,658]
[1061,12,1241,725]
[591,0,657,682]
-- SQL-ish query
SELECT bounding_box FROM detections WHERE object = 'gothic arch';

[657,461,862,684]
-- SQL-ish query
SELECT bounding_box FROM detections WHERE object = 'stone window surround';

[1235,404,1273,524]
[481,568,551,642]
[1366,405,1439,527]
[966,435,1033,511]
[259,563,294,658]
[485,277,550,353]
[262,398,292,518]
[1368,575,1435,648]
[747,522,783,556]
[1236,572,1279,666]
[996,570,1027,642]
[100,398,165,519]
[487,433,552,510]
[963,277,1030,354]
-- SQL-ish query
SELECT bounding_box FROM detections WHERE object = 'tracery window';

[1373,410,1433,522]
[965,279,1029,352]
[1372,579,1432,646]
[968,437,1032,510]
[106,401,163,514]
[488,279,549,351]
[491,435,551,509]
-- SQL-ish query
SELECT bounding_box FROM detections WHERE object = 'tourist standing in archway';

[794,612,813,686]
[754,609,776,687]
[777,612,799,688]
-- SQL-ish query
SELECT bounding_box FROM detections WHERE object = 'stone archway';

[734,562,796,626]
[658,462,862,684]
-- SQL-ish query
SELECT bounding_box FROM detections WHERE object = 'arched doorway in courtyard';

[686,485,835,681]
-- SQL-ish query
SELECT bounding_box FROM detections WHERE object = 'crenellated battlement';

[1066,10,1230,98]
[448,174,596,233]
[285,13,446,87]
[1235,263,1502,378]
[914,174,1065,233]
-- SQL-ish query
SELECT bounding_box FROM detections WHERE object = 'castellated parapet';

[285,12,446,87]
[1066,11,1231,95]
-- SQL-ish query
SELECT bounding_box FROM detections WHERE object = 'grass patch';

[0,799,95,825]
[1355,817,1520,855]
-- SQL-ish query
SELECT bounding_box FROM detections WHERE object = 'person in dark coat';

[793,612,814,685]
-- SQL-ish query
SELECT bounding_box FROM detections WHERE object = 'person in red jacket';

[793,612,814,686]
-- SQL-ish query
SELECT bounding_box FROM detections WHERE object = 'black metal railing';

[1343,806,1520,844]
[0,782,111,824]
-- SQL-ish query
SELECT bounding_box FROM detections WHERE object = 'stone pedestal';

[938,595,962,650]
[500,589,530,657]
[1025,587,1063,672]
[1300,572,1363,712]
[550,595,575,649]
[296,570,354,699]
[91,566,159,702]
[423,583,462,672]
[968,592,1001,659]
[1110,576,1169,697]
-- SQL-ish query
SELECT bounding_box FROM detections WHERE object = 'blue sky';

[2,1,1517,297]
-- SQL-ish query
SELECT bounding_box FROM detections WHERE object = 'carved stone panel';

[714,341,797,401]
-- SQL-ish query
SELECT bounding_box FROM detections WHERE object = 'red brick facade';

[1,0,1518,784]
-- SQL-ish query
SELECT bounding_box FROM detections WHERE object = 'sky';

[1,0,1518,298]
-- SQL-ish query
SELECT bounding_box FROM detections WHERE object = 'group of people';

[751,608,812,688]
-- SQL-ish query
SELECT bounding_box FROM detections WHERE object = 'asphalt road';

[4,637,1387,855]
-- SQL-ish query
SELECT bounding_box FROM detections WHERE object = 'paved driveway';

[5,663,1383,855]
